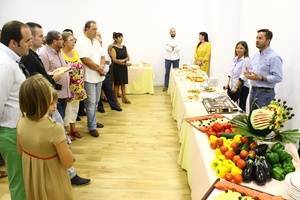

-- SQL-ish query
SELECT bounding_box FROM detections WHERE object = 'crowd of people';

[0,19,283,200]
[0,20,131,200]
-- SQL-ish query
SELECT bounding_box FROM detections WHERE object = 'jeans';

[164,59,179,88]
[249,87,275,112]
[84,81,103,130]
[239,86,249,111]
[98,73,119,110]
[0,127,26,200]
[57,98,68,119]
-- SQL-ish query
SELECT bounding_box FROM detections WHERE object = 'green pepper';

[273,163,282,168]
[272,167,286,181]
[283,161,296,174]
[277,150,293,162]
[266,152,280,164]
[271,142,285,153]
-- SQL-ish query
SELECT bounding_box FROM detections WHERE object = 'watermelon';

[248,109,274,136]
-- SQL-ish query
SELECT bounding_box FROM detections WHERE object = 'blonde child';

[17,74,74,200]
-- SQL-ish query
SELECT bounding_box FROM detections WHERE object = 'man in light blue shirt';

[0,20,32,200]
[244,29,283,111]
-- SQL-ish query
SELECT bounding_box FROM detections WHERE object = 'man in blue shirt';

[244,29,283,111]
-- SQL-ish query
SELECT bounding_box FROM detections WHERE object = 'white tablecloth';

[168,68,294,199]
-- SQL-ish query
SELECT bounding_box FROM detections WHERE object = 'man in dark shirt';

[20,23,60,89]
[21,22,91,186]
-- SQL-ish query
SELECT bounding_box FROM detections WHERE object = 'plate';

[290,173,300,190]
[48,66,71,75]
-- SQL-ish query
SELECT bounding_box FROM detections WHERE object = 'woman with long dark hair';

[194,32,211,75]
[111,32,131,104]
[224,41,250,111]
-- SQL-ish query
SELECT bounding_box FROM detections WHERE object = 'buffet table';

[168,68,298,200]
[126,63,154,94]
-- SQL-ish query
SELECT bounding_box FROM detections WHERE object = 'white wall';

[1,0,299,128]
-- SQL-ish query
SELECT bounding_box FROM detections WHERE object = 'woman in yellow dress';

[194,32,211,75]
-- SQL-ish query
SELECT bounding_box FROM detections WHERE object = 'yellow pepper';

[231,166,242,175]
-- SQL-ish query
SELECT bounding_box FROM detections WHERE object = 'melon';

[248,109,274,136]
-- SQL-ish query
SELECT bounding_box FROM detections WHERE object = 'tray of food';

[203,95,239,114]
[202,178,286,200]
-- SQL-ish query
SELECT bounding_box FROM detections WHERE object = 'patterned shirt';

[62,50,87,101]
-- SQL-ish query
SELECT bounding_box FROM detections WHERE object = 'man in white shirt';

[0,20,32,200]
[76,21,106,137]
[163,28,180,91]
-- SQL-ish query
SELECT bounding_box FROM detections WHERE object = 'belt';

[252,86,274,91]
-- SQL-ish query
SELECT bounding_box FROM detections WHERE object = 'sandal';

[0,170,8,179]
[70,130,82,139]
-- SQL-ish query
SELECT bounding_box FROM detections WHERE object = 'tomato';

[224,150,235,160]
[232,155,241,164]
[210,142,217,149]
[240,136,249,144]
[240,150,249,159]
[224,128,232,133]
[220,146,228,154]
[215,139,222,147]
[249,142,258,150]
[236,159,246,169]
[230,142,239,152]
[224,173,233,181]
[212,122,223,132]
[248,150,256,159]
[233,174,243,184]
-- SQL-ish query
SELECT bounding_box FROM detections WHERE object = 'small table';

[126,64,155,94]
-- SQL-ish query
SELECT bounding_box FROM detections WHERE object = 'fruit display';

[231,99,300,143]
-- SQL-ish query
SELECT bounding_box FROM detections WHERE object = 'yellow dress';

[17,117,73,200]
[194,42,211,74]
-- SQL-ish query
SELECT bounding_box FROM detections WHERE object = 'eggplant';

[242,159,255,182]
[254,158,267,185]
[259,156,272,181]
[254,144,268,156]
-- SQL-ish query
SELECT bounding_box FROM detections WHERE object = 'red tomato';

[212,122,223,132]
[220,146,228,154]
[230,142,239,152]
[249,142,258,150]
[210,142,217,150]
[232,155,241,164]
[224,150,235,160]
[240,136,249,144]
[216,138,223,147]
[236,159,246,169]
[224,128,232,133]
[240,150,249,159]
[224,173,233,181]
[233,174,243,184]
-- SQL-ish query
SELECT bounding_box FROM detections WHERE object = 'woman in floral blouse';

[61,32,87,139]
